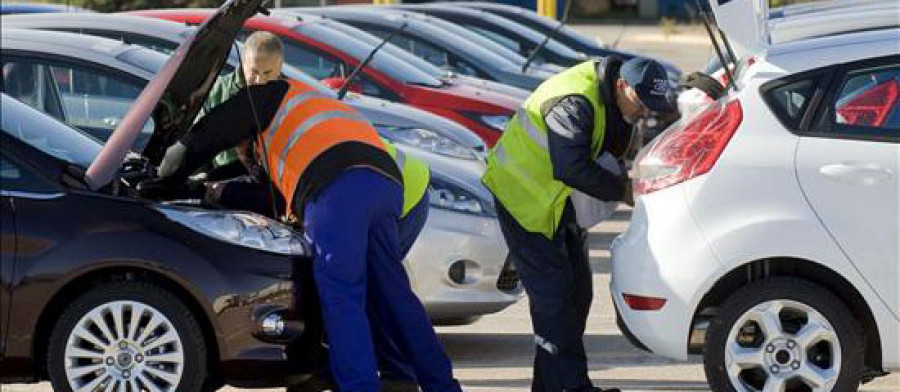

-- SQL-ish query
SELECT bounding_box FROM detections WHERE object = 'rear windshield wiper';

[522,0,572,73]
[337,22,409,100]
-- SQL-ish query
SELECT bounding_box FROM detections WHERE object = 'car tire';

[704,277,864,392]
[48,281,207,392]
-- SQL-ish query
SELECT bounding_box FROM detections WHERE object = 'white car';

[611,1,899,391]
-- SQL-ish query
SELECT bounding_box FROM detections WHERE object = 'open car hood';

[707,0,770,59]
[85,0,263,190]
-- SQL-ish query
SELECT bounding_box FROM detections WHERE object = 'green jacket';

[197,71,244,167]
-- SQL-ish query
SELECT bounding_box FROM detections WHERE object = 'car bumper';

[406,207,524,323]
[197,243,322,386]
[609,184,722,360]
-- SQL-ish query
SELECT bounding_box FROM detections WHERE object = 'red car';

[130,9,520,146]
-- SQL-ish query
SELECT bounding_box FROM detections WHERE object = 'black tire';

[704,278,865,392]
[47,281,208,392]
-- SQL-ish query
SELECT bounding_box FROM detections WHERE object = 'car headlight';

[157,206,308,256]
[477,114,511,132]
[375,125,477,160]
[427,174,496,217]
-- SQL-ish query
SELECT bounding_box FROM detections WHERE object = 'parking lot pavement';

[570,23,716,75]
[4,22,898,392]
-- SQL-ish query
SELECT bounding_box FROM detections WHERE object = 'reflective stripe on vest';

[275,110,369,179]
[259,80,389,214]
[517,107,548,149]
[264,90,330,149]
[482,61,607,238]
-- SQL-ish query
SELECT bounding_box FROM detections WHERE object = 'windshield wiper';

[522,0,572,73]
[696,0,739,91]
[337,22,409,100]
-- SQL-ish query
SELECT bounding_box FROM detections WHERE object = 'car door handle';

[819,162,895,186]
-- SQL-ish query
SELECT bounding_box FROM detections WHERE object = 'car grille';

[496,256,521,293]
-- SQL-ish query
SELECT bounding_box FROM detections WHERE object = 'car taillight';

[634,99,742,195]
[623,293,667,311]
[837,79,899,127]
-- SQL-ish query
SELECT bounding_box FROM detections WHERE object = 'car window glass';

[282,40,344,79]
[448,55,480,77]
[320,19,450,79]
[834,66,899,133]
[763,78,817,130]
[470,25,520,53]
[1,95,101,169]
[295,23,442,88]
[380,32,451,71]
[1,60,66,121]
[49,62,154,148]
[0,153,57,194]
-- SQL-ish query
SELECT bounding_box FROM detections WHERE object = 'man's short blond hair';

[244,31,283,58]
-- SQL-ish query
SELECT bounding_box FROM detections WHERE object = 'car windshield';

[504,9,598,50]
[404,13,530,69]
[316,18,451,80]
[280,63,336,96]
[2,94,101,168]
[456,9,582,60]
[293,22,443,88]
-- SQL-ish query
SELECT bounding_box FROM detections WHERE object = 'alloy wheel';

[63,300,185,392]
[725,299,841,392]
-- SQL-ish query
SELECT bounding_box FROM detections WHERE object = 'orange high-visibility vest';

[257,80,401,217]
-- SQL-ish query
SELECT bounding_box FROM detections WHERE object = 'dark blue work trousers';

[371,194,430,384]
[496,199,595,392]
[302,169,460,392]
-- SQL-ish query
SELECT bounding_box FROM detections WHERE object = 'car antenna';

[336,22,408,100]
[522,0,572,73]
[695,0,738,91]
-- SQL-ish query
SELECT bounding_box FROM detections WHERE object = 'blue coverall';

[302,168,461,392]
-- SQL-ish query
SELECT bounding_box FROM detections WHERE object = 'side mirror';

[321,77,363,94]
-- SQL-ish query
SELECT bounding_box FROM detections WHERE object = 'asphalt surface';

[4,22,898,392]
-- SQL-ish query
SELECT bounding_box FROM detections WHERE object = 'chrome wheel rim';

[63,300,185,392]
[725,300,841,392]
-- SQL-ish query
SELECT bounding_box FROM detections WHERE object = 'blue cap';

[620,57,675,114]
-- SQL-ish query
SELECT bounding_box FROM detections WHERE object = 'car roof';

[0,28,158,79]
[131,8,303,30]
[392,4,581,58]
[2,12,192,42]
[0,2,90,14]
[768,3,899,45]
[759,28,899,76]
[769,0,896,19]
[301,7,523,72]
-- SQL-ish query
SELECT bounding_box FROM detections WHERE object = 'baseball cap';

[620,58,675,114]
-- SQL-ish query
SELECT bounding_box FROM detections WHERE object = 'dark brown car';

[0,0,325,390]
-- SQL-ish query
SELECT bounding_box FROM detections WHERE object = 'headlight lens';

[478,114,511,132]
[157,206,308,256]
[375,125,477,160]
[427,174,496,217]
